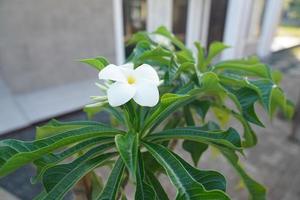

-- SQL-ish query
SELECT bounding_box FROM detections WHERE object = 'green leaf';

[251,79,288,117]
[0,125,122,177]
[182,141,208,166]
[212,107,231,127]
[91,171,104,200]
[182,121,222,165]
[36,119,105,139]
[206,42,229,65]
[143,142,230,200]
[183,105,195,126]
[146,127,242,150]
[96,158,125,200]
[143,151,164,174]
[191,100,210,121]
[172,152,226,191]
[127,32,150,46]
[232,111,257,148]
[135,46,172,66]
[79,57,109,71]
[182,106,208,166]
[146,170,169,200]
[213,62,271,78]
[127,41,152,63]
[115,132,138,177]
[195,42,206,73]
[227,87,264,127]
[193,72,248,117]
[154,26,187,50]
[42,142,115,192]
[284,100,295,119]
[32,137,113,184]
[271,69,282,84]
[135,151,156,200]
[40,152,116,200]
[218,147,266,200]
[142,93,195,134]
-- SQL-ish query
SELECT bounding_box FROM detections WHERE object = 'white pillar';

[186,0,211,50]
[147,0,173,32]
[257,0,284,58]
[113,0,125,65]
[221,0,252,60]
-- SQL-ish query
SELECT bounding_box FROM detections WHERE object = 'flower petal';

[107,82,136,107]
[133,82,159,107]
[98,64,126,82]
[120,63,134,70]
[134,64,160,85]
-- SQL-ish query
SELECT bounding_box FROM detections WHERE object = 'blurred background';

[0,0,300,199]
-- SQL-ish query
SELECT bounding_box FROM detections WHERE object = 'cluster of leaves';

[0,26,294,200]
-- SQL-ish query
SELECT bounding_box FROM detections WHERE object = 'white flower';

[98,63,160,107]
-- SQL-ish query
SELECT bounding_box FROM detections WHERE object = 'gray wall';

[0,0,116,94]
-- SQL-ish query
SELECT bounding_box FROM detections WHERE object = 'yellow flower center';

[127,76,136,84]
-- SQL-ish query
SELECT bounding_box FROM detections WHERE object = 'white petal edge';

[134,64,160,85]
[133,82,159,107]
[120,63,134,70]
[107,82,136,107]
[98,64,126,82]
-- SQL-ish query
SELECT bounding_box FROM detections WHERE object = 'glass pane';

[207,0,228,47]
[172,0,188,42]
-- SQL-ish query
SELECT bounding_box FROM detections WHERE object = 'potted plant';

[0,27,293,200]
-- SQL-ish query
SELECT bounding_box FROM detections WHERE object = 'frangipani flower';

[99,63,160,107]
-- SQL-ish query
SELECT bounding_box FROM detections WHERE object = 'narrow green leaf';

[213,62,271,78]
[115,132,138,177]
[79,57,109,71]
[142,93,195,134]
[135,151,156,200]
[42,142,114,192]
[192,72,227,102]
[251,79,288,117]
[206,42,229,65]
[232,111,258,148]
[127,41,152,63]
[182,141,208,166]
[40,152,116,200]
[32,137,113,184]
[96,158,125,200]
[172,152,226,191]
[136,46,172,66]
[195,42,206,73]
[146,127,242,150]
[146,170,169,200]
[154,26,187,50]
[227,87,264,127]
[144,142,230,200]
[36,119,104,139]
[0,125,122,177]
[284,100,295,119]
[127,32,150,46]
[182,106,208,166]
[91,171,104,200]
[192,100,210,121]
[212,107,231,127]
[218,147,266,200]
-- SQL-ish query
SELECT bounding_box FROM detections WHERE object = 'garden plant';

[0,27,294,200]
